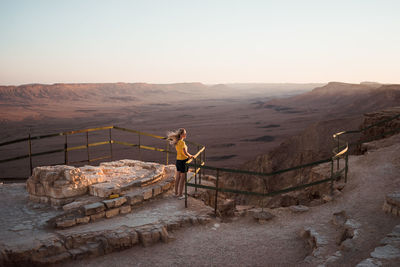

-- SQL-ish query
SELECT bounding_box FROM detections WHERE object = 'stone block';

[151,229,161,243]
[289,205,309,213]
[89,182,121,198]
[166,221,181,230]
[90,211,105,222]
[153,186,162,196]
[56,218,76,228]
[386,192,400,207]
[50,197,75,207]
[36,252,72,265]
[125,192,144,205]
[161,182,171,191]
[76,216,90,224]
[83,202,105,216]
[102,197,127,209]
[143,189,153,200]
[29,195,49,204]
[383,201,392,213]
[370,244,400,259]
[138,230,153,247]
[119,205,131,214]
[106,208,120,218]
[159,226,169,243]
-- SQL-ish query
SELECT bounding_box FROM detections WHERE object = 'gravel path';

[60,133,400,266]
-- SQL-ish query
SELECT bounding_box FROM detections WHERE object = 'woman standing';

[167,128,193,199]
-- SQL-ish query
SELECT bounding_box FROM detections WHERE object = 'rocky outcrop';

[27,159,174,207]
[359,107,400,150]
[357,224,400,266]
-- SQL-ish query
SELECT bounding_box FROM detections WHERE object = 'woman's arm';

[183,146,193,158]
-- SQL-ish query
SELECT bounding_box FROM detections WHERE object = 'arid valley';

[1,82,400,266]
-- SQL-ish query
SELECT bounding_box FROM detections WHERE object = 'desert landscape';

[1,81,400,266]
[2,1,400,265]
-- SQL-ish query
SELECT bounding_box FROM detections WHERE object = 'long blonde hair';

[167,128,186,145]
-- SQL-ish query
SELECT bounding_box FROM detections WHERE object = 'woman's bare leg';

[174,171,181,196]
[178,172,186,196]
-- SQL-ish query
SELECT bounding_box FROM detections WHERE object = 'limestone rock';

[370,245,400,260]
[83,202,105,216]
[27,159,171,207]
[90,211,105,222]
[102,197,127,209]
[119,205,131,214]
[356,258,382,267]
[289,205,309,213]
[386,192,400,207]
[105,208,120,218]
[76,216,90,224]
[125,192,144,205]
[252,210,274,224]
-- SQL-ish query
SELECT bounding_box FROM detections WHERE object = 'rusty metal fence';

[0,126,205,181]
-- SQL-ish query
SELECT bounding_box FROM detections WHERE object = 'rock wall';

[358,107,400,148]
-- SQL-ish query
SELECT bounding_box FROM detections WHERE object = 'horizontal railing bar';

[187,147,205,164]
[113,140,176,154]
[0,154,30,163]
[113,126,166,140]
[89,155,112,162]
[187,158,332,177]
[62,126,114,135]
[0,127,113,147]
[67,141,111,151]
[187,162,205,182]
[339,113,400,136]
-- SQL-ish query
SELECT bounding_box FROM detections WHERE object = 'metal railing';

[1,113,399,216]
[0,126,205,181]
[185,113,400,215]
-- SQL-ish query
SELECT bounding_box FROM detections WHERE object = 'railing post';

[194,156,198,192]
[28,132,33,176]
[184,172,188,208]
[86,131,90,163]
[166,141,169,165]
[109,128,113,161]
[337,136,340,171]
[138,133,141,160]
[197,145,201,185]
[330,159,334,196]
[64,134,68,165]
[214,169,219,216]
[345,152,349,183]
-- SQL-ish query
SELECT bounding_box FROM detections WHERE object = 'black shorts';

[176,159,189,173]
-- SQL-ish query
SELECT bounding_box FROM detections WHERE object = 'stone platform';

[0,183,212,266]
[0,159,213,266]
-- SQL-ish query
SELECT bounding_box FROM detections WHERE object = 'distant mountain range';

[0,82,324,104]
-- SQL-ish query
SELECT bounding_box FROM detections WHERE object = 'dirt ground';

[59,133,400,267]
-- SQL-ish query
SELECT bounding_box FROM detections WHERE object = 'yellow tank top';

[175,139,188,160]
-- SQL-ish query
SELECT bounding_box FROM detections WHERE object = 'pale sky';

[0,0,399,85]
